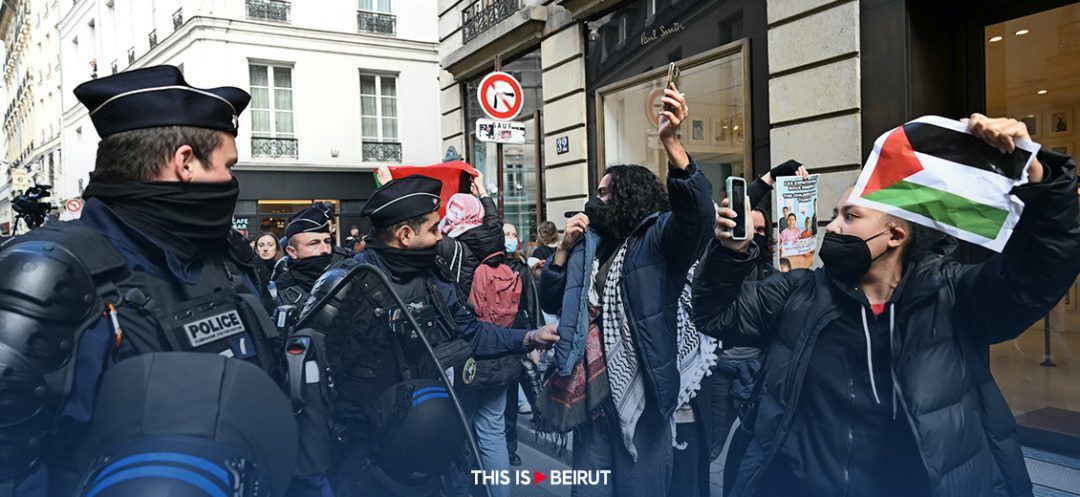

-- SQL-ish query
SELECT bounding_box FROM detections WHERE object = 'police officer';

[0,65,280,495]
[270,206,349,330]
[297,175,559,497]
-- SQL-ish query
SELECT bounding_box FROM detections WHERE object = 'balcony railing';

[246,0,290,23]
[148,30,158,48]
[357,11,396,35]
[362,141,402,162]
[251,137,298,159]
[462,0,520,43]
[172,8,184,30]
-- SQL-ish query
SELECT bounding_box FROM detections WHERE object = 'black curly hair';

[598,164,670,239]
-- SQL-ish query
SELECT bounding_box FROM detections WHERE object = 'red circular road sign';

[65,198,83,212]
[477,72,524,121]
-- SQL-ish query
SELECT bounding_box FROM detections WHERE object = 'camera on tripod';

[12,184,53,231]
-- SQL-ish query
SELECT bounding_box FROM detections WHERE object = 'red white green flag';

[849,116,1041,252]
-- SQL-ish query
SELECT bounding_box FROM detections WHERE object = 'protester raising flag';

[849,115,1041,252]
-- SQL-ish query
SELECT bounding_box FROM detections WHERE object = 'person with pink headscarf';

[435,172,543,497]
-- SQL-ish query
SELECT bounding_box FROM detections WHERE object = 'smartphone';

[564,210,583,218]
[726,177,747,241]
[664,63,680,113]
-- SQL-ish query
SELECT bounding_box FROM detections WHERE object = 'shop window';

[984,2,1080,444]
[596,42,750,200]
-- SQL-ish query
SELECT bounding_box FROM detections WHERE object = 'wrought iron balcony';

[362,142,402,162]
[172,8,184,30]
[462,0,520,43]
[251,137,298,159]
[357,11,396,35]
[246,0,290,23]
[148,30,158,48]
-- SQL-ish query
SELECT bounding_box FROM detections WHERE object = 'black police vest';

[333,271,473,421]
[26,223,280,373]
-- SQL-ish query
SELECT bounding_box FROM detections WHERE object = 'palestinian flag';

[850,116,1040,252]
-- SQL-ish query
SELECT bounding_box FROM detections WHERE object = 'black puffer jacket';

[437,196,503,294]
[692,151,1080,497]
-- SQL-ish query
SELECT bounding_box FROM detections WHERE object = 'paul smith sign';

[640,21,687,47]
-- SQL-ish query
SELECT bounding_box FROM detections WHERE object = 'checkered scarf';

[599,244,718,460]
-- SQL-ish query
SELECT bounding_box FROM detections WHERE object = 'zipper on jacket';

[744,308,839,496]
[841,376,856,497]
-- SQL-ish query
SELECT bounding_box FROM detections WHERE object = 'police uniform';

[74,353,297,497]
[0,66,280,495]
[270,207,349,332]
[295,176,542,497]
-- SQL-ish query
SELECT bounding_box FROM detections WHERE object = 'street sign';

[555,136,570,155]
[476,118,526,144]
[65,198,83,212]
[477,71,524,121]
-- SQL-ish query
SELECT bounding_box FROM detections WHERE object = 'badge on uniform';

[462,358,477,385]
[184,309,247,347]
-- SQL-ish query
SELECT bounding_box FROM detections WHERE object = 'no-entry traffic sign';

[477,71,524,121]
[65,198,83,213]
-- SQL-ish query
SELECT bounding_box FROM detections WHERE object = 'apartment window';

[249,64,297,158]
[360,73,400,162]
[357,0,395,34]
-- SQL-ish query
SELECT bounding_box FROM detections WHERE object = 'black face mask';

[289,253,333,291]
[83,177,240,261]
[365,237,439,278]
[584,196,616,239]
[819,229,891,280]
[753,233,772,263]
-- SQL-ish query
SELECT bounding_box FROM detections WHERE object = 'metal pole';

[1040,313,1056,367]
[495,54,505,217]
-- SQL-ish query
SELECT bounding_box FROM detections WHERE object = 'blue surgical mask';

[504,237,519,254]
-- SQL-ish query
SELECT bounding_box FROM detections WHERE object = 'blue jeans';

[446,386,512,497]
[471,386,511,497]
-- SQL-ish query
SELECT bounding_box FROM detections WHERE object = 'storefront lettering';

[640,22,687,47]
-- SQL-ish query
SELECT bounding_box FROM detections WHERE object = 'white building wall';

[54,0,440,200]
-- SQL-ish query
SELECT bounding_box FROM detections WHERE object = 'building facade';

[439,0,1080,454]
[1,0,64,235]
[56,0,441,238]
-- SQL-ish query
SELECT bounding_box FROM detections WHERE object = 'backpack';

[468,252,523,328]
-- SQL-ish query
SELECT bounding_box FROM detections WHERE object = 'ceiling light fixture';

[1015,29,1030,36]
[989,36,1003,43]
[1037,89,1048,95]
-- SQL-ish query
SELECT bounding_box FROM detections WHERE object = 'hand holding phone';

[724,176,748,242]
[664,63,681,114]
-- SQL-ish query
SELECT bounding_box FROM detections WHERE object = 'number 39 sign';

[477,71,524,121]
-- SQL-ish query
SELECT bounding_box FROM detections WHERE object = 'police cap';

[362,175,442,229]
[284,206,332,239]
[73,65,250,138]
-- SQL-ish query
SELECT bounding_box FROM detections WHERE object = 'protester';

[504,223,525,262]
[345,224,362,247]
[297,174,558,497]
[0,65,282,495]
[670,162,809,497]
[528,220,559,279]
[536,82,714,497]
[693,114,1080,497]
[425,170,538,497]
[255,230,284,289]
